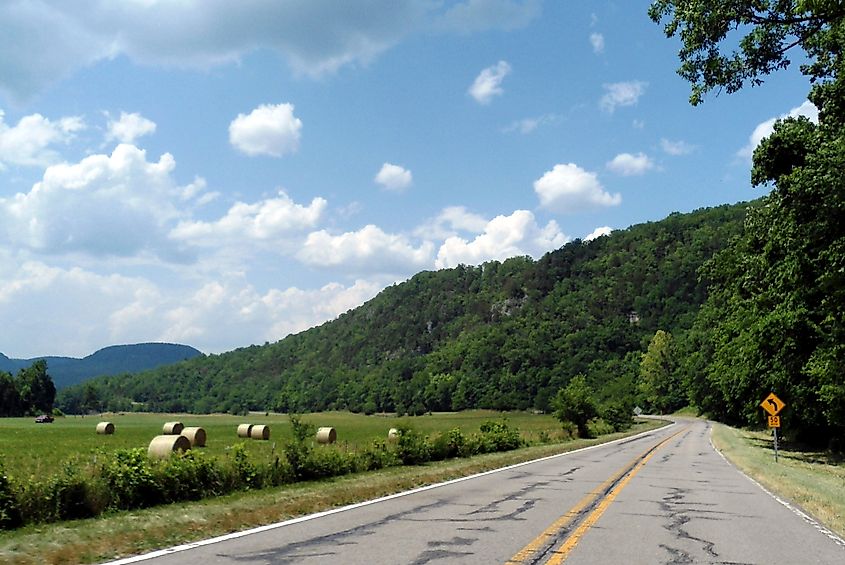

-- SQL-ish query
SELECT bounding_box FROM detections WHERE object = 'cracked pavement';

[117,421,844,564]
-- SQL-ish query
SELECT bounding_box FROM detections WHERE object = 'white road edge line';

[101,422,675,564]
[708,423,845,549]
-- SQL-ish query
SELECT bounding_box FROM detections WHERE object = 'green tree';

[16,361,56,415]
[553,375,598,438]
[649,0,845,104]
[639,330,684,413]
[81,383,102,414]
[653,1,845,442]
[0,372,23,417]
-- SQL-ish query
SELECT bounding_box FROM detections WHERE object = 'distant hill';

[0,343,203,389]
[60,203,747,415]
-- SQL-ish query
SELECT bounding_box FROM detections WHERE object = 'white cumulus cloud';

[297,225,434,273]
[737,100,818,159]
[170,191,326,246]
[375,162,413,192]
[468,60,511,105]
[0,144,201,258]
[414,206,489,240]
[534,163,621,213]
[435,210,568,268]
[585,226,612,241]
[606,152,655,176]
[229,103,302,157]
[600,81,647,113]
[0,110,84,167]
[105,111,156,144]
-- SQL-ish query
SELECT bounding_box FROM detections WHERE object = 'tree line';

[0,361,56,417]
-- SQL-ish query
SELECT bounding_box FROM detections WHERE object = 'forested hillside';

[59,203,745,417]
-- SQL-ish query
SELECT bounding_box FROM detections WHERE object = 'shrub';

[478,419,522,452]
[0,460,21,530]
[601,401,634,432]
[99,448,161,510]
[431,428,466,460]
[284,415,317,480]
[586,418,615,437]
[16,463,103,523]
[298,446,356,480]
[228,443,261,490]
[355,440,398,472]
[262,455,295,487]
[395,426,431,465]
[158,450,226,502]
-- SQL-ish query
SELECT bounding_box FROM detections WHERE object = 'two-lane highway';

[109,420,845,564]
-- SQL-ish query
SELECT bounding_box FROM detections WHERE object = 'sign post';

[760,393,786,462]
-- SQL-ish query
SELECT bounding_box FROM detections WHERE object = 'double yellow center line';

[506,426,689,564]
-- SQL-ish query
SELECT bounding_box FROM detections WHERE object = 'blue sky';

[0,1,817,358]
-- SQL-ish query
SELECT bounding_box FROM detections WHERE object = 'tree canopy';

[0,361,56,417]
[653,0,845,443]
[649,0,845,104]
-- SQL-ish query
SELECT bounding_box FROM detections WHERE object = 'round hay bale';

[148,434,191,459]
[181,426,206,447]
[96,422,115,435]
[316,427,337,444]
[387,428,399,442]
[237,423,253,438]
[162,421,184,435]
[250,424,270,440]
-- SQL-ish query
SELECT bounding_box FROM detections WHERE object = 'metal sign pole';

[773,428,779,462]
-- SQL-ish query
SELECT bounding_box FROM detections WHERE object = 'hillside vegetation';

[59,204,744,417]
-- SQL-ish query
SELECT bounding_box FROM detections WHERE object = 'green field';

[0,410,567,478]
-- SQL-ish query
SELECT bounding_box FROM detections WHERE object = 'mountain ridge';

[0,343,203,390]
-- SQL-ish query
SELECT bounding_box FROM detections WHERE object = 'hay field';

[0,410,564,477]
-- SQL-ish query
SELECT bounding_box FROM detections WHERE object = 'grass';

[0,418,665,564]
[711,423,845,539]
[0,410,571,478]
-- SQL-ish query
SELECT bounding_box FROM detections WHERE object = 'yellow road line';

[546,428,687,564]
[506,426,688,565]
[504,466,628,564]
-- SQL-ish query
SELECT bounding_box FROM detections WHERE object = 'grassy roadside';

[0,420,665,565]
[710,423,845,539]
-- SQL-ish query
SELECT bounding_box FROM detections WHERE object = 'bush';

[0,460,21,530]
[30,463,106,522]
[477,419,522,452]
[586,418,615,437]
[601,401,634,432]
[228,443,261,490]
[158,450,226,502]
[355,440,398,471]
[395,426,431,465]
[263,455,295,487]
[298,446,357,480]
[100,448,161,510]
[284,415,317,480]
[431,428,466,460]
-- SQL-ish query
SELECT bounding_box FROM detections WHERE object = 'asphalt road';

[110,420,845,564]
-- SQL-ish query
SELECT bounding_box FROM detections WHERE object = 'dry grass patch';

[711,423,845,538]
